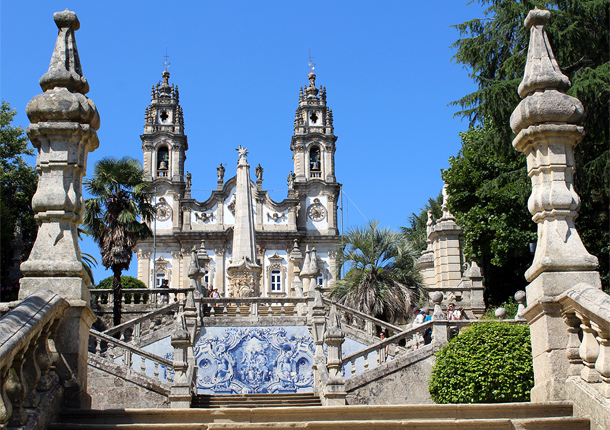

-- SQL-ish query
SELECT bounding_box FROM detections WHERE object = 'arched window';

[309,146,321,178]
[157,147,169,177]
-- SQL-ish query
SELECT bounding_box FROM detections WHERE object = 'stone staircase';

[191,393,322,408]
[50,402,589,429]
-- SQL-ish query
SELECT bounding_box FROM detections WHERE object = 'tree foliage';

[444,0,609,298]
[83,157,154,325]
[401,192,443,254]
[0,101,38,301]
[330,220,423,324]
[94,275,148,305]
[429,322,533,403]
[95,275,146,290]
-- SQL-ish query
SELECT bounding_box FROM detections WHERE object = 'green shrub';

[92,276,148,304]
[429,321,533,403]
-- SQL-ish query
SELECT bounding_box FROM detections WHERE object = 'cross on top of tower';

[308,49,315,72]
[163,48,171,71]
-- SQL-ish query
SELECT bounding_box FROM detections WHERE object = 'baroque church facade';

[135,69,341,297]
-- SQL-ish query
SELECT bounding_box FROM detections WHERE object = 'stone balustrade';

[321,298,402,339]
[90,288,190,308]
[199,297,308,318]
[0,290,68,429]
[102,301,181,343]
[342,321,431,377]
[558,284,610,399]
[89,329,175,384]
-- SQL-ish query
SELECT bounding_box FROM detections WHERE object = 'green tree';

[0,101,38,301]
[444,0,609,298]
[83,157,154,326]
[429,322,533,403]
[93,275,148,304]
[401,192,443,254]
[443,124,536,303]
[330,220,423,324]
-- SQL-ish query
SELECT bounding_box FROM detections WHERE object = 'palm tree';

[83,157,154,326]
[330,220,423,324]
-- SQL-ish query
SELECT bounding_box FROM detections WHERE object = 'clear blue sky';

[1,0,483,283]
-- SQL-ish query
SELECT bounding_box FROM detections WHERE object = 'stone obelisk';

[226,146,262,297]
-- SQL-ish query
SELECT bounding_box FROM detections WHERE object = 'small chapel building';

[135,69,341,298]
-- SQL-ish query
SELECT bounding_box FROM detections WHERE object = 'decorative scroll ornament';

[307,198,326,222]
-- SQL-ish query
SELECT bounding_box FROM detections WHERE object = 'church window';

[157,147,169,177]
[309,111,318,124]
[155,273,166,288]
[159,109,169,123]
[271,270,282,291]
[309,146,321,174]
[317,274,324,287]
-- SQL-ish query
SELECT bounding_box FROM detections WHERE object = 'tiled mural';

[194,326,315,394]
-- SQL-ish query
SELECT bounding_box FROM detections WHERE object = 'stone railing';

[0,289,68,429]
[89,329,175,384]
[90,288,190,308]
[199,297,309,318]
[558,284,610,399]
[102,301,181,342]
[321,298,402,339]
[341,320,432,377]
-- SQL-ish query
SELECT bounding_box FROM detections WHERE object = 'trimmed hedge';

[429,321,533,403]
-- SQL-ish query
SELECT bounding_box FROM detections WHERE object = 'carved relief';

[267,212,286,223]
[194,212,214,223]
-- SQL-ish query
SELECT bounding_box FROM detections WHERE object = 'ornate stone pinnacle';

[510,8,597,282]
[20,9,99,297]
[39,9,88,94]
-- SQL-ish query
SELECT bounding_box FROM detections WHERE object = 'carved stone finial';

[27,9,99,128]
[38,10,88,93]
[510,8,597,281]
[306,72,319,97]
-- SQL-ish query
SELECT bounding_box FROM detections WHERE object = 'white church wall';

[224,190,236,225]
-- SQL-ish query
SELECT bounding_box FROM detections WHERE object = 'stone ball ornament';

[514,290,526,303]
[430,291,444,304]
[495,308,507,320]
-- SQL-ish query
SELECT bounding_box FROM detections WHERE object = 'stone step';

[53,402,584,427]
[49,416,590,430]
[191,393,322,408]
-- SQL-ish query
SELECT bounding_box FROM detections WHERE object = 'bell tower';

[290,71,337,183]
[290,68,340,236]
[141,70,187,184]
